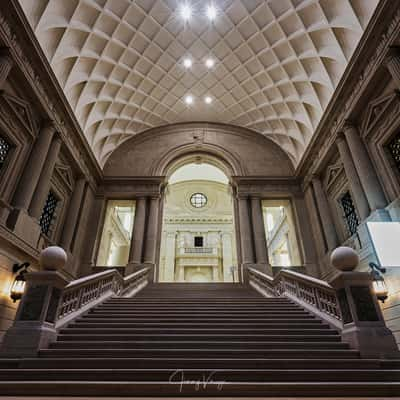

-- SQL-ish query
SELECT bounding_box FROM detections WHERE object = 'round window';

[190,193,207,208]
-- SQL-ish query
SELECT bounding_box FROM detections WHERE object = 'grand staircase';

[0,283,399,396]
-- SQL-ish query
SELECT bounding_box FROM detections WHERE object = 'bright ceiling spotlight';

[183,58,192,69]
[180,3,192,21]
[204,96,213,104]
[205,58,215,68]
[185,95,194,105]
[206,4,217,21]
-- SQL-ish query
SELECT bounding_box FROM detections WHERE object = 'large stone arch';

[103,123,294,178]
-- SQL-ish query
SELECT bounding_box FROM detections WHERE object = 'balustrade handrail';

[55,267,149,329]
[247,266,343,329]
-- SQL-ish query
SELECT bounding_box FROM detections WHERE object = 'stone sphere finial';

[39,246,67,271]
[330,246,359,271]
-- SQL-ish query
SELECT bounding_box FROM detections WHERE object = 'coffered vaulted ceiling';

[19,0,379,167]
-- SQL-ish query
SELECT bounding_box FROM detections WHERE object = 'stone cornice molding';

[0,1,102,188]
[298,0,398,186]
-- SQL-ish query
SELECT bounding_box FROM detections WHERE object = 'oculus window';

[97,200,136,267]
[262,200,301,267]
[190,193,207,208]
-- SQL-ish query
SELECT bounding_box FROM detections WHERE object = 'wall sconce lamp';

[10,262,30,303]
[369,262,388,303]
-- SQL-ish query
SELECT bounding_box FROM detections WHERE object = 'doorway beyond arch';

[159,158,238,283]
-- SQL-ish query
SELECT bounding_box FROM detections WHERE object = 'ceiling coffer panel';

[19,0,379,167]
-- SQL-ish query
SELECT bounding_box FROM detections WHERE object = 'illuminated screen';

[367,222,400,267]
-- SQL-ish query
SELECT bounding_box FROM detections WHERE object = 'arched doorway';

[158,160,238,283]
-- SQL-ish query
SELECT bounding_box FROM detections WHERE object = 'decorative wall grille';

[0,136,11,171]
[39,190,59,236]
[340,191,359,236]
[388,133,400,173]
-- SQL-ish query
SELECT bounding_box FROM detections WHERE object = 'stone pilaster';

[343,123,387,211]
[126,197,147,274]
[143,196,160,280]
[0,48,13,89]
[250,196,272,275]
[311,176,339,251]
[237,196,255,266]
[60,178,87,252]
[336,133,370,220]
[29,135,62,220]
[11,122,56,211]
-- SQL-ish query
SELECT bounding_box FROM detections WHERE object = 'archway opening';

[159,161,238,283]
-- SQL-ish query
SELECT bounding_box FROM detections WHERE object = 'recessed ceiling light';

[180,4,192,21]
[205,58,215,68]
[206,4,217,21]
[185,95,194,105]
[183,58,192,68]
[205,96,213,104]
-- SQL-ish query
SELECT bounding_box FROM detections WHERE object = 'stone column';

[143,196,160,278]
[237,196,255,266]
[126,197,147,273]
[29,135,62,220]
[250,197,271,274]
[163,232,176,282]
[0,48,13,89]
[343,123,387,211]
[221,232,233,282]
[311,176,339,250]
[11,122,56,211]
[336,133,370,220]
[60,178,87,251]
[385,47,400,89]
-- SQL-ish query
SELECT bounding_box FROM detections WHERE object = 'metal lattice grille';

[388,134,400,172]
[39,191,59,236]
[340,191,359,236]
[0,136,11,171]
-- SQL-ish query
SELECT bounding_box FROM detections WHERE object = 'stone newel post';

[0,247,69,357]
[329,247,399,358]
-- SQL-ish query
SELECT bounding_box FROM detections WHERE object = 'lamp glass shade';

[10,278,26,302]
[373,279,388,302]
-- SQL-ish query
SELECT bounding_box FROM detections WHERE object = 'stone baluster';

[343,123,387,212]
[29,135,63,220]
[311,176,339,251]
[336,133,370,220]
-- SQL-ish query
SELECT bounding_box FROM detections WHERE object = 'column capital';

[0,47,12,61]
[342,120,358,134]
[385,46,400,65]
[336,131,346,143]
[250,195,262,201]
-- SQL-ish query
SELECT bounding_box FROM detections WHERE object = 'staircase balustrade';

[56,267,149,328]
[248,267,343,329]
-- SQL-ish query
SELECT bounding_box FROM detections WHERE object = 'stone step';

[56,333,343,342]
[0,380,399,397]
[49,340,350,350]
[0,368,399,382]
[68,322,328,329]
[60,327,338,335]
[38,348,360,359]
[76,317,318,324]
[5,357,382,370]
